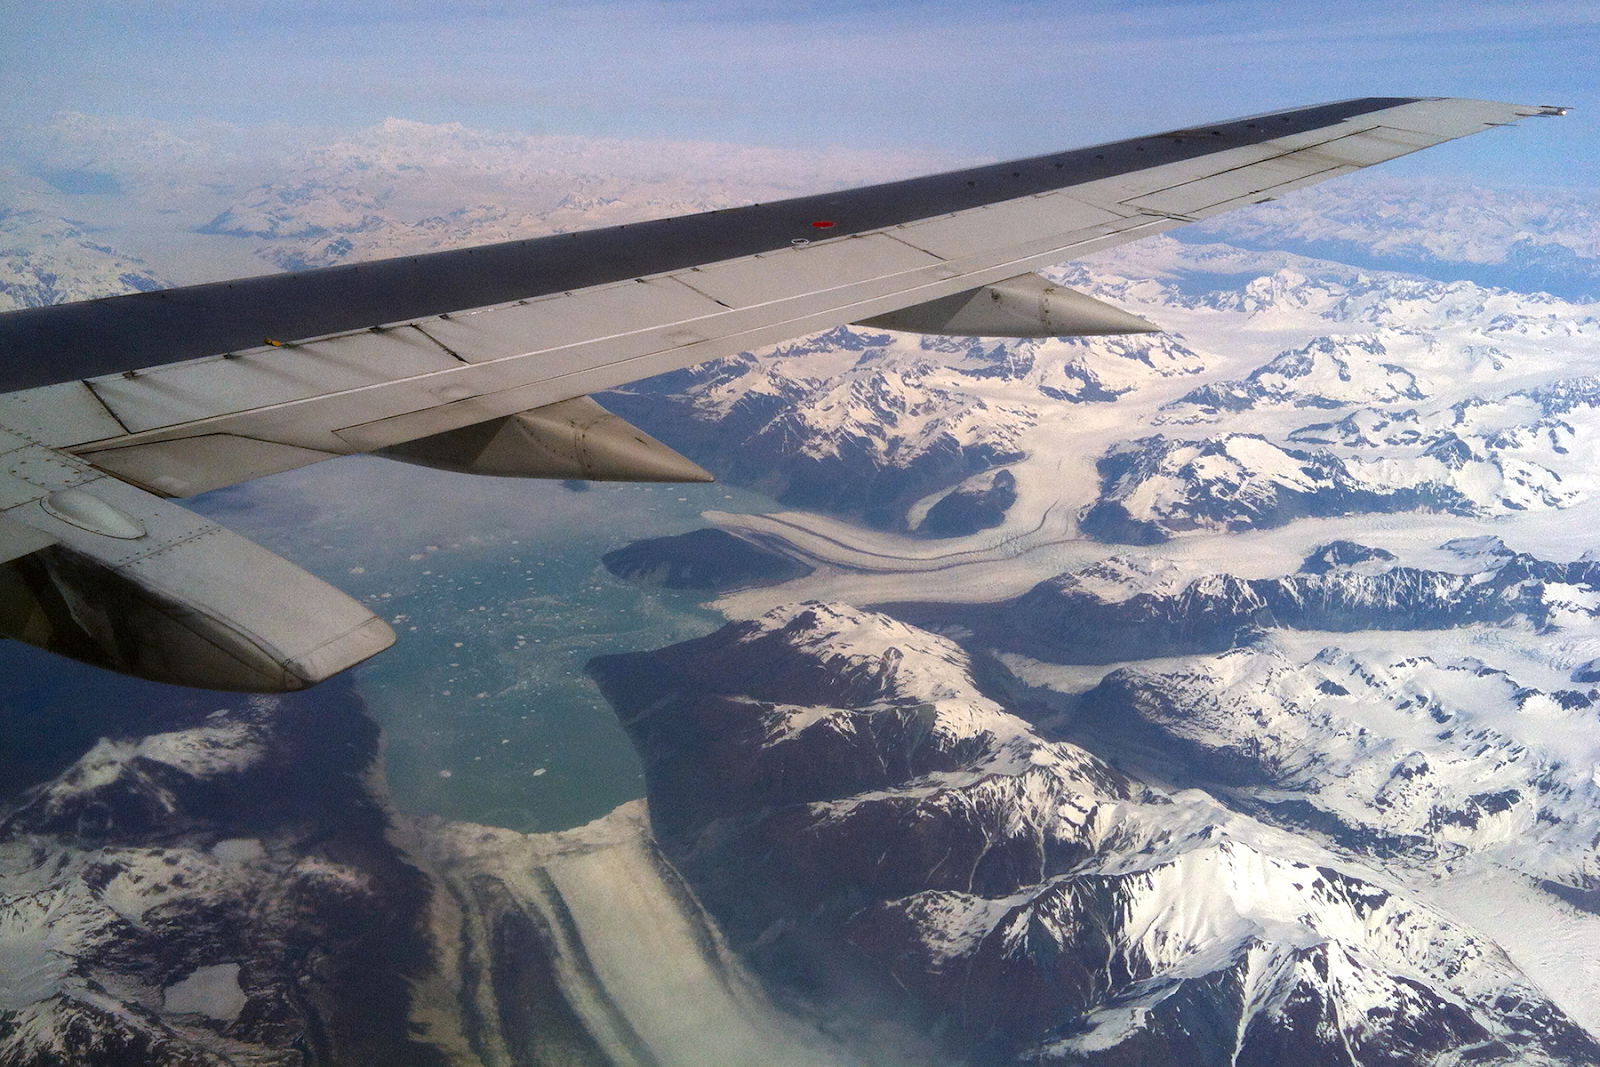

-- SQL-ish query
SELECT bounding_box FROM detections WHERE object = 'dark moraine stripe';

[0,98,1414,391]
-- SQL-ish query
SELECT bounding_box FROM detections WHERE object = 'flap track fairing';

[854,273,1159,338]
[380,395,712,483]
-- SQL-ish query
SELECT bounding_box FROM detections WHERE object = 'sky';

[1,0,1593,185]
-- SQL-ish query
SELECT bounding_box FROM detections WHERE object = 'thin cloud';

[2,0,1591,184]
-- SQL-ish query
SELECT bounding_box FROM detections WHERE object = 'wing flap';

[1380,96,1539,138]
[0,381,128,448]
[1126,155,1353,217]
[884,197,1124,262]
[1065,142,1293,211]
[420,275,728,363]
[680,233,944,308]
[1123,123,1449,217]
[1300,125,1447,165]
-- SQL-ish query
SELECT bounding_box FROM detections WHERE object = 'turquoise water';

[193,455,779,832]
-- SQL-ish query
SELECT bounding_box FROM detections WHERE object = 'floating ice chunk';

[163,963,247,1021]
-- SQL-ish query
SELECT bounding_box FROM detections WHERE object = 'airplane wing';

[0,97,1564,691]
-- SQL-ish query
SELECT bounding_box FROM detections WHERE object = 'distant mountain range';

[0,201,167,311]
[0,112,950,298]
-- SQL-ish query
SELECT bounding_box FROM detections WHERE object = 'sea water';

[190,454,780,832]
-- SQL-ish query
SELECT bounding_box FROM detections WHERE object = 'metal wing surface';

[0,97,1563,690]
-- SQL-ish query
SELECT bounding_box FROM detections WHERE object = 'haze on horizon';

[1,0,1593,187]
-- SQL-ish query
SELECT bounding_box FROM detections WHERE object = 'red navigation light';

[811,220,835,229]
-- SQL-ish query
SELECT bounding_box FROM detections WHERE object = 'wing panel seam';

[409,323,474,364]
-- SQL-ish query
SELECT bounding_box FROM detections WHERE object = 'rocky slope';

[587,602,1600,1066]
[0,196,168,310]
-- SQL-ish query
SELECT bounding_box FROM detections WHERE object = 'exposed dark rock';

[1541,879,1600,915]
[1077,500,1172,544]
[1424,432,1476,469]
[602,528,812,590]
[1299,540,1398,574]
[1441,534,1514,562]
[919,469,1018,537]
[1300,542,1390,576]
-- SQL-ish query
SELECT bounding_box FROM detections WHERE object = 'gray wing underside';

[0,96,1562,690]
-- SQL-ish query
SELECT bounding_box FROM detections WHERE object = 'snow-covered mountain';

[911,542,1600,893]
[1077,432,1475,544]
[1079,642,1600,886]
[603,323,1217,533]
[604,247,1600,542]
[908,542,1600,668]
[0,688,438,1065]
[587,602,1600,1066]
[0,186,168,310]
[605,327,1043,531]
